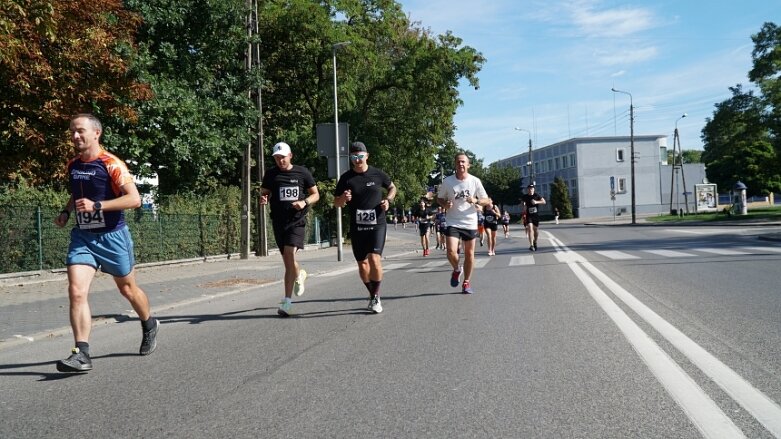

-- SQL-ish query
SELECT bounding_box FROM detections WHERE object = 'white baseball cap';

[272,142,291,156]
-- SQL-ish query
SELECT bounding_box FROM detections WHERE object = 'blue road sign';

[610,176,615,190]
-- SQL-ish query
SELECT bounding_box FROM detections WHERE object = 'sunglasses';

[350,154,366,160]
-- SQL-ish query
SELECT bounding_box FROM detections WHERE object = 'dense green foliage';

[1,0,484,208]
[550,177,573,219]
[702,22,781,196]
[480,163,522,211]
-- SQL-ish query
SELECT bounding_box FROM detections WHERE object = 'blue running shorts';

[67,225,136,277]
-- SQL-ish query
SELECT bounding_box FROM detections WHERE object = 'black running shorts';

[351,225,387,261]
[444,226,477,241]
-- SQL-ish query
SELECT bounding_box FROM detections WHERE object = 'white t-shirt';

[438,174,488,229]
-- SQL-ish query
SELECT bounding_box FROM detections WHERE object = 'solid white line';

[580,259,781,437]
[509,255,535,266]
[645,249,696,258]
[568,262,745,438]
[595,250,640,260]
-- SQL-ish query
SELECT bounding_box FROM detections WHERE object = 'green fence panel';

[0,205,324,275]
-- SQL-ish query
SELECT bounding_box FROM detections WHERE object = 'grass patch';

[647,205,781,223]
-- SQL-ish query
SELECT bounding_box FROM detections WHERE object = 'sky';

[399,0,780,165]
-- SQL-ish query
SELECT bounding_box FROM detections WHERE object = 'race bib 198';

[356,209,377,225]
[76,210,106,230]
[279,186,300,202]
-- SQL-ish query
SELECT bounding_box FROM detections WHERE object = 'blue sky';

[399,0,779,165]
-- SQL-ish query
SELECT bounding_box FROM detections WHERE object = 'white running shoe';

[293,269,307,296]
[278,300,293,317]
[369,297,383,314]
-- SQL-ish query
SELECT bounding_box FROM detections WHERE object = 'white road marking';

[317,266,357,277]
[473,257,490,268]
[595,250,640,260]
[693,248,751,256]
[741,246,781,254]
[665,228,745,235]
[382,263,413,271]
[410,260,449,272]
[644,249,697,258]
[509,255,535,266]
[545,230,781,437]
[568,262,746,438]
[581,258,781,438]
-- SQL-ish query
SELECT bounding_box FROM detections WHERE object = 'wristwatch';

[94,201,102,211]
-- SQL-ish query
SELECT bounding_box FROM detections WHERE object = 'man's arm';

[75,182,141,213]
[380,182,397,211]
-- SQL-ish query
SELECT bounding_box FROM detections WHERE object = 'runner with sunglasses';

[334,142,397,314]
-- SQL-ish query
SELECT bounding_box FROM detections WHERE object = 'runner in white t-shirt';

[436,152,492,294]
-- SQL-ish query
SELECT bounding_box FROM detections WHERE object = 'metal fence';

[0,206,330,275]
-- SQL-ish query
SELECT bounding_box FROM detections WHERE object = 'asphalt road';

[1,222,780,438]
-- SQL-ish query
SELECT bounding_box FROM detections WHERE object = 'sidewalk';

[0,230,422,350]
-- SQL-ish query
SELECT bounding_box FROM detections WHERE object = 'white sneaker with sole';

[293,269,307,296]
[278,300,293,317]
[369,297,383,314]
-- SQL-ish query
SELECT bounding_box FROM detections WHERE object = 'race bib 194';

[76,210,106,230]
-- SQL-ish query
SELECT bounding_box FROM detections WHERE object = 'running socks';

[76,341,90,356]
[141,317,156,332]
[365,280,382,298]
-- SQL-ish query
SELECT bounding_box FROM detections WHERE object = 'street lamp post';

[514,127,533,185]
[333,41,350,262]
[611,88,636,224]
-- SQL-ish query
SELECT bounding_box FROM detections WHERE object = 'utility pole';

[240,0,254,258]
[611,88,636,224]
[514,127,533,185]
[251,0,267,256]
[669,114,687,215]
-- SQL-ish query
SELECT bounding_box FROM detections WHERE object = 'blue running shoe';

[450,269,461,287]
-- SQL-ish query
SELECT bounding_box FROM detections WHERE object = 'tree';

[117,0,257,193]
[749,22,781,172]
[701,85,780,196]
[481,163,522,211]
[550,177,573,219]
[0,0,150,186]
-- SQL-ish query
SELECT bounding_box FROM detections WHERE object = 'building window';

[616,148,625,162]
[618,178,627,193]
[569,154,576,168]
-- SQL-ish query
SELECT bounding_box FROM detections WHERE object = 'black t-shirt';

[483,206,499,225]
[415,206,432,225]
[261,165,316,227]
[335,166,392,232]
[521,193,544,215]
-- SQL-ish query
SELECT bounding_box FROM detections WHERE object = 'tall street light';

[611,87,636,224]
[333,41,350,261]
[514,127,533,185]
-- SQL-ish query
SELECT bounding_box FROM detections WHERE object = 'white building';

[494,135,707,218]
